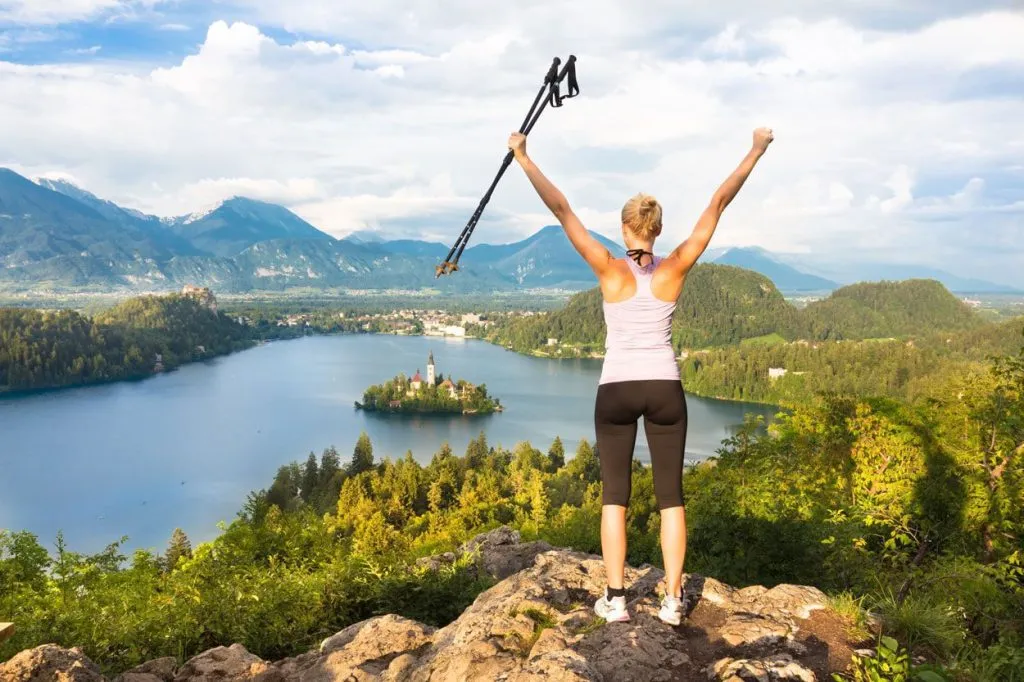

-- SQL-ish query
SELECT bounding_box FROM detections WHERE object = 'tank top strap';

[625,254,660,297]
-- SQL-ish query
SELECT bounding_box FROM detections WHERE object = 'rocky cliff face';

[0,528,864,682]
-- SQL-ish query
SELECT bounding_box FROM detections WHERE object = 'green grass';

[827,591,874,642]
[871,588,964,659]
[740,333,788,347]
[507,606,560,657]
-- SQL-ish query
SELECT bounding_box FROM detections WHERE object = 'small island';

[355,351,502,415]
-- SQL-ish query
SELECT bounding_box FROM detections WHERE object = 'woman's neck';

[625,246,655,267]
[624,237,654,252]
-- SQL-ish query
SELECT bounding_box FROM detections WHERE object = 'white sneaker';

[594,590,630,623]
[659,594,684,626]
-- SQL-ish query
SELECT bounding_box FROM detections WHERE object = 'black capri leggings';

[594,379,688,510]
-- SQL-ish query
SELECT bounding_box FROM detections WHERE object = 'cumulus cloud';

[0,2,1022,284]
[176,176,324,209]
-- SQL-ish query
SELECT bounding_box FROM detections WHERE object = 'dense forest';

[799,279,987,340]
[3,271,1014,406]
[2,339,1021,680]
[680,319,1024,405]
[476,269,989,355]
[476,264,800,355]
[474,270,1023,406]
[0,291,251,393]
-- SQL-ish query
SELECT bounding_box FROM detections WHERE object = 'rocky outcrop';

[1,527,862,682]
[415,525,554,581]
[0,643,106,681]
[113,657,178,682]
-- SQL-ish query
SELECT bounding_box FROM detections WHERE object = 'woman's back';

[600,255,679,385]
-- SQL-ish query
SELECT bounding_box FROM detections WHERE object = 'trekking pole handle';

[544,56,562,85]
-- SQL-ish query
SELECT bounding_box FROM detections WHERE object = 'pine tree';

[547,436,565,471]
[313,445,345,513]
[165,528,192,571]
[529,475,549,528]
[320,446,341,485]
[349,432,375,476]
[300,452,319,503]
[465,431,489,470]
[566,438,601,483]
[267,464,300,511]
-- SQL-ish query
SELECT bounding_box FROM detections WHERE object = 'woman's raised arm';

[510,132,614,276]
[662,128,774,279]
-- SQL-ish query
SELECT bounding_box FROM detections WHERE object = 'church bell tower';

[427,350,436,386]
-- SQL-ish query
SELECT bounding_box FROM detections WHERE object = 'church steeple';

[427,350,436,386]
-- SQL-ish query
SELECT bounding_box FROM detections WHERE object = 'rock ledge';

[1,527,861,682]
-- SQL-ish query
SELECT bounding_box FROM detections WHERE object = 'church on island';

[356,350,500,415]
[407,351,466,400]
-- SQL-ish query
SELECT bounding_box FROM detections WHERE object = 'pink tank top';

[599,255,680,385]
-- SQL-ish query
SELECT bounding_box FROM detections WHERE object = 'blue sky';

[1,0,1022,286]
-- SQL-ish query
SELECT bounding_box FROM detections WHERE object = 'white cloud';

[176,177,324,210]
[0,0,142,24]
[0,3,1022,284]
[0,27,64,52]
[68,45,103,56]
[878,166,915,214]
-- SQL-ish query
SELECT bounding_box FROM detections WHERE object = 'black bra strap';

[626,248,653,266]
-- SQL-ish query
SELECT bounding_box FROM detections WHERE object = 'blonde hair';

[621,193,662,240]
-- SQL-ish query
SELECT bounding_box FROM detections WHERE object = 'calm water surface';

[0,335,777,554]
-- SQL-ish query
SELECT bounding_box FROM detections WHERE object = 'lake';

[0,334,778,555]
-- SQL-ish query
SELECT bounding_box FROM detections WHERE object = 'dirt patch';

[670,600,739,677]
[641,597,861,681]
[786,608,862,680]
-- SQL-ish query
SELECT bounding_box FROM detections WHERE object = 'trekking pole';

[436,55,580,277]
[435,56,564,277]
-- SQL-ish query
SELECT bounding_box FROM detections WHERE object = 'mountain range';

[0,168,1018,295]
[1,169,627,293]
[709,247,839,292]
[704,246,1020,295]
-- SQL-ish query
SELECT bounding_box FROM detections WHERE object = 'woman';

[508,126,774,625]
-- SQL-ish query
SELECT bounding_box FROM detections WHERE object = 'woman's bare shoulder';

[599,258,636,302]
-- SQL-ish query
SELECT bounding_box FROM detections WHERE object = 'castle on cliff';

[181,285,218,313]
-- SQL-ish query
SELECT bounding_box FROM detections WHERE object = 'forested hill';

[0,290,250,393]
[479,270,989,355]
[798,279,987,340]
[928,314,1024,355]
[482,264,799,355]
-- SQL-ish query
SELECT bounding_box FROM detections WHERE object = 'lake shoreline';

[1,325,782,411]
[1,333,779,556]
[0,344,255,399]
